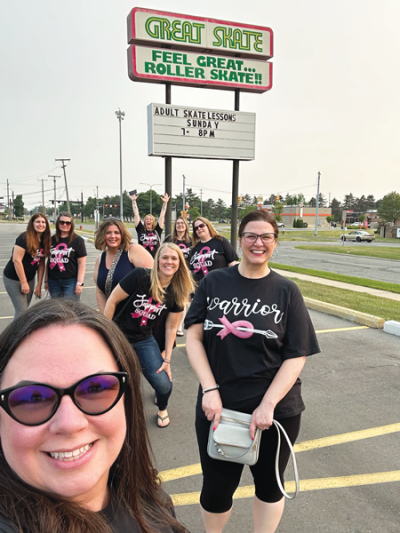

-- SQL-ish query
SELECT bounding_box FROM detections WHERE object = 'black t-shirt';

[116,268,183,343]
[136,221,162,257]
[3,233,45,281]
[164,235,193,263]
[189,236,238,283]
[185,266,320,420]
[47,235,87,279]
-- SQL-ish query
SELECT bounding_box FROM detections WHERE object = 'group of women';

[4,212,87,318]
[1,196,320,533]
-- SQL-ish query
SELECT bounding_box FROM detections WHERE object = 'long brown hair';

[55,211,78,244]
[0,300,188,533]
[191,217,222,247]
[25,213,51,257]
[172,217,191,243]
[150,243,194,308]
[94,219,132,252]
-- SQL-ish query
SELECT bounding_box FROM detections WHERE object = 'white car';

[341,231,375,243]
[277,222,285,228]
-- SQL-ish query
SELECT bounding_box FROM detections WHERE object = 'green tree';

[308,197,316,207]
[378,191,400,224]
[330,198,342,221]
[357,213,366,226]
[13,195,24,217]
[188,206,200,220]
[215,198,227,220]
[343,193,356,209]
[272,202,283,222]
[326,215,334,224]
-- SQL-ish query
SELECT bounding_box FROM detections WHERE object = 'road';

[0,223,399,533]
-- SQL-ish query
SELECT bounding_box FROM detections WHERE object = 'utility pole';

[200,188,203,217]
[11,190,15,220]
[115,109,125,221]
[55,159,70,212]
[314,171,321,237]
[81,191,84,223]
[49,175,61,222]
[95,185,99,230]
[7,179,10,220]
[38,178,47,215]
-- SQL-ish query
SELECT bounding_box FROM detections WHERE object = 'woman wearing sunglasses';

[0,299,189,533]
[185,210,320,533]
[45,212,87,300]
[104,243,194,428]
[3,213,51,318]
[189,217,238,285]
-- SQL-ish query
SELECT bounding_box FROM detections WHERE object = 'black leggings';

[195,413,301,513]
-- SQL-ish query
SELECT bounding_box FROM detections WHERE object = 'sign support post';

[231,89,240,250]
[165,83,172,237]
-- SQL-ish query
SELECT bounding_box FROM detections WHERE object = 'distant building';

[262,204,332,227]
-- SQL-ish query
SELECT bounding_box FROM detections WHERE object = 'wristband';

[163,359,171,363]
[202,385,220,394]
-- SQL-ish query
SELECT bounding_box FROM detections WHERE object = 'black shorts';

[195,413,301,513]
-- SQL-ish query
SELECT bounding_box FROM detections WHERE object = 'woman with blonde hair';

[93,218,153,313]
[104,243,194,428]
[189,217,238,284]
[131,191,169,257]
[3,213,51,318]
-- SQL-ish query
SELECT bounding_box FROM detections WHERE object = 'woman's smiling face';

[0,325,127,511]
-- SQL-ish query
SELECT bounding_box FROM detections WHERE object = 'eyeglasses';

[59,220,72,226]
[0,372,128,426]
[194,223,207,231]
[241,232,277,244]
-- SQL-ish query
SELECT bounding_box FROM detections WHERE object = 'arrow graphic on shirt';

[204,317,278,340]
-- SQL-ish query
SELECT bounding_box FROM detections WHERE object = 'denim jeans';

[48,278,80,301]
[132,335,172,411]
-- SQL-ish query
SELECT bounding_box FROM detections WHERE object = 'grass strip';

[269,263,400,294]
[291,278,400,322]
[294,245,400,260]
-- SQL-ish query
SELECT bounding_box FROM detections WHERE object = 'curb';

[304,297,385,329]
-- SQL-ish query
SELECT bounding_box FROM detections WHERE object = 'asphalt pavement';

[0,224,399,532]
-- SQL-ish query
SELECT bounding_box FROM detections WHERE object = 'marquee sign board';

[128,45,272,93]
[127,7,273,60]
[147,103,256,160]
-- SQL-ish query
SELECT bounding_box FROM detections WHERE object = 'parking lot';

[0,223,399,532]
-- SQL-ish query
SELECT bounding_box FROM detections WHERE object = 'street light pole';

[115,108,125,220]
[140,182,161,215]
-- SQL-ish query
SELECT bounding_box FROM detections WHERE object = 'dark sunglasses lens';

[75,375,121,414]
[195,223,205,231]
[9,386,58,425]
[59,221,71,226]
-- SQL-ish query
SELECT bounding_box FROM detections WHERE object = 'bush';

[293,218,297,228]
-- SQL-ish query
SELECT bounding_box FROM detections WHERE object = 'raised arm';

[130,192,141,227]
[157,193,170,230]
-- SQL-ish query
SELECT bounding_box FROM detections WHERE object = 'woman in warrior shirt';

[45,212,87,300]
[185,210,320,533]
[131,191,169,258]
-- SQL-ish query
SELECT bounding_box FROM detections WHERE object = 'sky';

[0,0,399,210]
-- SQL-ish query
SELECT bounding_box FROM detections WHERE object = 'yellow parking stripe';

[159,423,400,482]
[170,471,400,506]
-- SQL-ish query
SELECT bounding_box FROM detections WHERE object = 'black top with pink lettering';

[136,221,162,258]
[48,235,87,280]
[163,235,193,264]
[116,268,183,343]
[185,266,320,420]
[189,236,238,283]
[3,233,45,282]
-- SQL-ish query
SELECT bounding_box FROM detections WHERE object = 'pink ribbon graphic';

[49,243,67,272]
[131,297,161,326]
[217,315,255,340]
[31,248,44,266]
[194,246,211,276]
[143,233,156,251]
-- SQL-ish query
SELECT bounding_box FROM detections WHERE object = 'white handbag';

[207,408,299,499]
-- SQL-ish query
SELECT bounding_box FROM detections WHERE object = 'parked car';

[350,222,362,227]
[277,222,285,228]
[341,231,375,243]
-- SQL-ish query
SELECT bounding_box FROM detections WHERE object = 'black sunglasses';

[194,223,207,231]
[59,220,72,226]
[0,372,128,426]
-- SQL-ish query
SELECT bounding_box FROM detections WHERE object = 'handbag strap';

[272,420,299,499]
